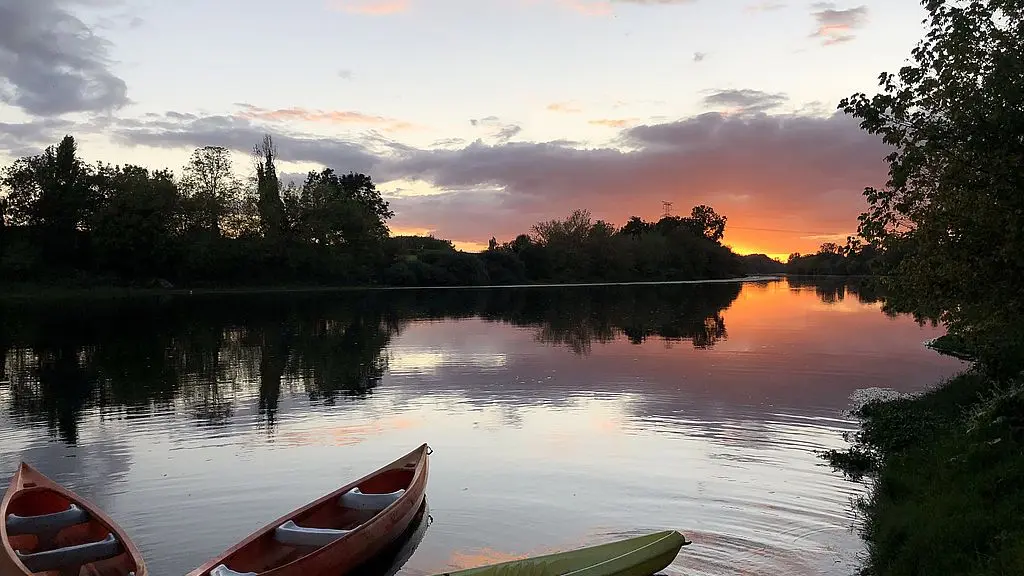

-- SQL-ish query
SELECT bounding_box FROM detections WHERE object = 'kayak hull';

[188,444,430,576]
[1,462,147,576]
[436,530,688,576]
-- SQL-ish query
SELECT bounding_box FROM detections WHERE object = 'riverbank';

[0,275,783,301]
[823,369,1024,575]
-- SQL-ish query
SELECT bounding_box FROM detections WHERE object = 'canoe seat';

[15,532,121,573]
[274,520,350,548]
[338,487,405,511]
[6,504,89,536]
[210,565,257,576]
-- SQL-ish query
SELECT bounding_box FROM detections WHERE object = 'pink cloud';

[809,4,868,45]
[235,104,416,132]
[329,0,410,15]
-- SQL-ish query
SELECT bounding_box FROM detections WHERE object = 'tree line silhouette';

[0,135,774,288]
[785,236,883,276]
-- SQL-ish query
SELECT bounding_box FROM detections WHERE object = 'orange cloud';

[547,101,582,113]
[383,111,887,257]
[236,104,416,132]
[329,0,409,15]
[559,0,613,16]
[588,118,640,128]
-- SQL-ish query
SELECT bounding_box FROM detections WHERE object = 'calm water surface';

[0,279,964,575]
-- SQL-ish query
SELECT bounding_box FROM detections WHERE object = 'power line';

[726,225,856,235]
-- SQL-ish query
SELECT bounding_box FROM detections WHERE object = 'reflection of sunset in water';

[0,279,965,576]
[445,547,530,570]
[273,416,420,448]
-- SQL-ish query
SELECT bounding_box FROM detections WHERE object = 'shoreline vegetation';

[819,1,1024,575]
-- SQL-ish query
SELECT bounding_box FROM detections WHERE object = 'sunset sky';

[0,0,927,258]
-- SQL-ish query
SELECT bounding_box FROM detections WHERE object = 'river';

[0,278,965,575]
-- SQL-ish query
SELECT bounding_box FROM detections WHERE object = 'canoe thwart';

[338,487,405,511]
[274,520,350,548]
[210,565,257,576]
[6,504,89,536]
[15,532,121,573]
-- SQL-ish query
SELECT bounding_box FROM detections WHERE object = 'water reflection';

[0,279,966,576]
[0,283,742,442]
[785,276,885,308]
[353,500,431,576]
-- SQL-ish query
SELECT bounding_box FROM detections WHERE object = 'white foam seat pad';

[210,564,258,576]
[274,520,350,548]
[6,504,89,536]
[338,487,405,511]
[16,532,120,573]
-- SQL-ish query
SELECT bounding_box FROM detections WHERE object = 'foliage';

[1,136,97,266]
[253,135,286,243]
[839,0,1024,377]
[786,236,880,275]
[739,253,786,275]
[486,208,744,284]
[822,372,1024,576]
[2,134,751,289]
[91,164,183,278]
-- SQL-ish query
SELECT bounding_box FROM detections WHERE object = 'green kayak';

[437,530,690,576]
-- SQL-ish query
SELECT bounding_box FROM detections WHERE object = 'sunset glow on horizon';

[0,0,927,256]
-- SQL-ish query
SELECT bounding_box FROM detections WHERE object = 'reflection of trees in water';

[0,282,742,442]
[786,276,887,307]
[0,297,399,442]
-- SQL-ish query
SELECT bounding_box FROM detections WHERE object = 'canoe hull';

[188,444,430,576]
[1,463,147,576]
[436,530,688,576]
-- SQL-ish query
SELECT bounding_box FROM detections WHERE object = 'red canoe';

[187,444,431,576]
[1,462,147,576]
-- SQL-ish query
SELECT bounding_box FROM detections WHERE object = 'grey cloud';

[338,69,354,80]
[702,89,788,113]
[810,3,868,45]
[494,125,522,143]
[469,116,501,127]
[0,118,78,158]
[431,137,467,148]
[111,113,383,174]
[375,111,888,242]
[0,0,129,116]
[469,116,522,143]
[693,51,707,62]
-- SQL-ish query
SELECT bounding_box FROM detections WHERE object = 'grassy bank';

[823,371,1024,575]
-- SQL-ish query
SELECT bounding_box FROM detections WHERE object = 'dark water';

[0,278,964,575]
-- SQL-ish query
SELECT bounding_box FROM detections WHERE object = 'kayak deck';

[438,531,688,576]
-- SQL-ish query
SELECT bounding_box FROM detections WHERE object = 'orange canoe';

[1,462,147,576]
[187,444,431,576]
